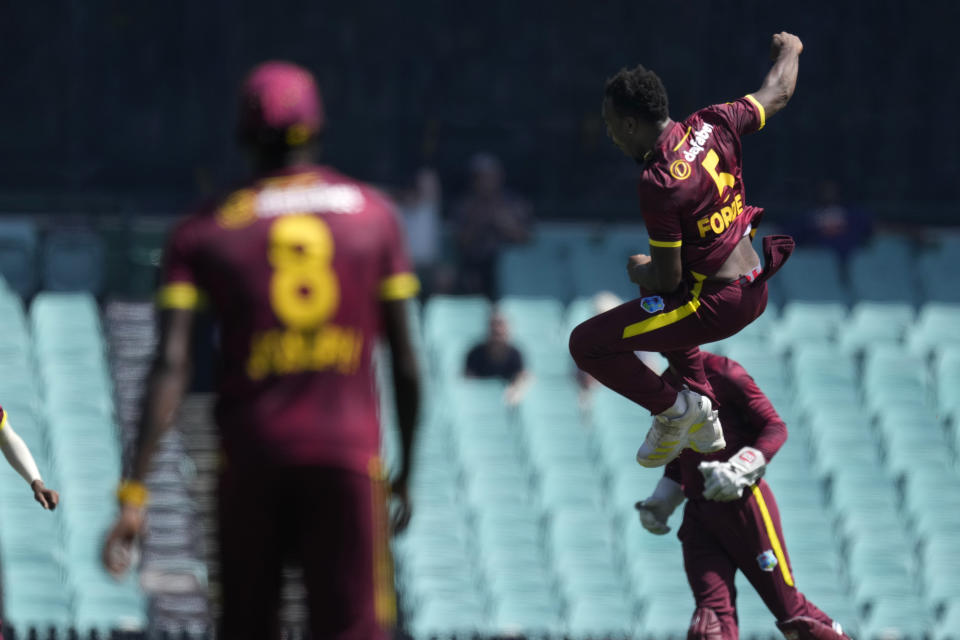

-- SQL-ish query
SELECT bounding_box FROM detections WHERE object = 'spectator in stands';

[464,310,531,406]
[791,180,873,260]
[397,167,443,296]
[453,153,532,299]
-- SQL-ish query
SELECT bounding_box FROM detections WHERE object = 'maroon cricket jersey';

[639,95,767,282]
[663,352,786,500]
[158,165,419,472]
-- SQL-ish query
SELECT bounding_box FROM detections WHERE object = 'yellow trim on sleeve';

[117,480,150,508]
[745,94,766,130]
[156,283,207,310]
[621,272,706,338]
[751,484,795,587]
[649,239,683,249]
[379,272,420,301]
[0,411,7,431]
[672,127,692,152]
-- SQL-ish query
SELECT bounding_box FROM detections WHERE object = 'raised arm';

[750,32,803,121]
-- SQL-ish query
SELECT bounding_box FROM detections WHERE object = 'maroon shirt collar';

[642,119,683,163]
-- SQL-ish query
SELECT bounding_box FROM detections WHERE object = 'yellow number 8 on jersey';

[268,215,339,330]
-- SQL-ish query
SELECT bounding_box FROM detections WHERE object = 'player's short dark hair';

[604,65,669,124]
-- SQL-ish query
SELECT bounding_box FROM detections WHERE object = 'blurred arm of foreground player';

[103,308,195,577]
[382,299,421,534]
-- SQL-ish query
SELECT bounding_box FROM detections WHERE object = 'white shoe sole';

[688,410,726,453]
[636,438,684,468]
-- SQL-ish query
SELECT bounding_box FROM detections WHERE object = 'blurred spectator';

[397,167,443,295]
[790,180,873,260]
[465,310,531,406]
[453,153,533,299]
[577,291,664,409]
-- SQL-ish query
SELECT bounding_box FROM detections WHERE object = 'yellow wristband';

[117,480,150,508]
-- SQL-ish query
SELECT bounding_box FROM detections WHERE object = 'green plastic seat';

[423,295,491,350]
[498,247,570,299]
[0,219,39,298]
[565,297,600,336]
[774,301,848,349]
[560,571,628,601]
[849,243,917,304]
[569,242,642,302]
[933,599,960,640]
[407,598,489,638]
[934,347,960,417]
[837,301,914,354]
[907,302,960,356]
[858,594,931,637]
[566,597,635,640]
[497,296,565,339]
[490,599,564,636]
[777,248,848,302]
[792,343,857,382]
[636,593,697,635]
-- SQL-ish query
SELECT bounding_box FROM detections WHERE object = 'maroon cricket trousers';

[569,235,794,414]
[217,461,395,640]
[679,479,838,637]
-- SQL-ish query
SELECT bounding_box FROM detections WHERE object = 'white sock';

[659,391,688,419]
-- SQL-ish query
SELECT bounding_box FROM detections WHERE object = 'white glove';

[635,476,685,535]
[699,446,766,502]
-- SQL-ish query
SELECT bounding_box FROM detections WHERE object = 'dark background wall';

[1,0,957,223]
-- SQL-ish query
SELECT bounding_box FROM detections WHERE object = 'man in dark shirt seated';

[464,310,531,406]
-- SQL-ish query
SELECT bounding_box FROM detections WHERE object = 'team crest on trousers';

[641,296,665,314]
[757,550,778,572]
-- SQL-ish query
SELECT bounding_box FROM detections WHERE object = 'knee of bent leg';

[568,321,594,368]
[687,607,724,640]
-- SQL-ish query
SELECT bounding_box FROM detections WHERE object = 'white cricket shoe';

[636,390,725,467]
[688,408,725,454]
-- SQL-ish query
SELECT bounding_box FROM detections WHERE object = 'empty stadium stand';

[0,222,957,638]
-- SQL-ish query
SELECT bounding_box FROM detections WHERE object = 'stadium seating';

[775,248,847,302]
[848,238,917,303]
[0,289,147,636]
[41,229,106,294]
[386,236,960,639]
[0,220,39,298]
[3,222,959,638]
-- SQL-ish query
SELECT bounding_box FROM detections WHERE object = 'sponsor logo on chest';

[682,123,714,162]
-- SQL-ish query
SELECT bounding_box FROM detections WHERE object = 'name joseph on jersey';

[246,321,364,380]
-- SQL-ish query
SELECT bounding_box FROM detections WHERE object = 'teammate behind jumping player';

[102,61,421,640]
[569,33,802,468]
[636,353,850,639]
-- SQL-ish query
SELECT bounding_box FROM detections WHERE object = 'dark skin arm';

[627,246,683,293]
[103,308,195,576]
[751,32,803,120]
[381,298,421,533]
